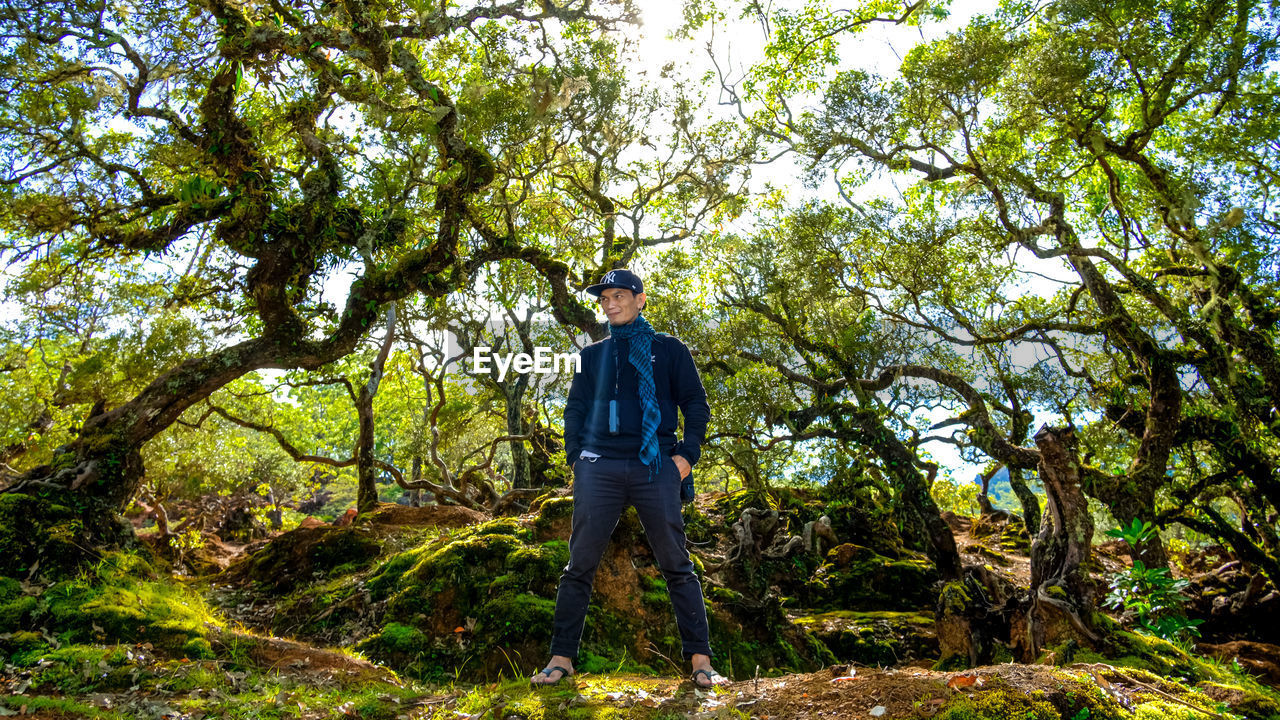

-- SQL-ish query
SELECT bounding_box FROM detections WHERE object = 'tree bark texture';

[357,305,398,514]
[1015,425,1100,661]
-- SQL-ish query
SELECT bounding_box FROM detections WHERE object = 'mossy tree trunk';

[503,379,532,489]
[357,305,398,514]
[847,406,962,581]
[1016,425,1100,661]
[524,410,564,487]
[1008,466,1041,538]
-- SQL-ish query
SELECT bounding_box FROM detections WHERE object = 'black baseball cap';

[585,268,644,297]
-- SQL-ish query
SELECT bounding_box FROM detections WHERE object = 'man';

[531,268,728,689]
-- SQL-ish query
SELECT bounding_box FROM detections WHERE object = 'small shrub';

[1104,520,1202,643]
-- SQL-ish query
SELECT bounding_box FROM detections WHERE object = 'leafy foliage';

[1104,520,1203,642]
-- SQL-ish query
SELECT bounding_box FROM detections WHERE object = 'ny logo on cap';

[604,271,618,284]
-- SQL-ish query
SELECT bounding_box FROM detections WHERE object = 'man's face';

[598,288,646,326]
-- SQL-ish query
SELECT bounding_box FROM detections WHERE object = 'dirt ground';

[495,663,1167,720]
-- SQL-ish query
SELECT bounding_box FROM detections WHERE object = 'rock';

[1197,640,1280,686]
[803,546,939,611]
[792,610,938,665]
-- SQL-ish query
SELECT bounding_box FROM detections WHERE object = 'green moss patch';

[231,524,384,593]
[357,517,587,680]
[532,495,575,540]
[44,554,218,654]
[0,493,97,578]
[792,610,937,665]
[1,551,218,664]
[802,544,939,610]
[935,688,1062,720]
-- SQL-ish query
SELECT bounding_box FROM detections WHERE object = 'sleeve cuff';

[673,442,701,467]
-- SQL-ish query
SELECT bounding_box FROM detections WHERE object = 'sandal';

[531,665,574,687]
[690,668,727,688]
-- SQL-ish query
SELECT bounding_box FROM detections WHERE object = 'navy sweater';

[563,332,710,467]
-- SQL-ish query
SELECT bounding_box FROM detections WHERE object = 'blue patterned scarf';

[610,314,661,480]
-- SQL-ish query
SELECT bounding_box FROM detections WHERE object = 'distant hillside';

[973,466,1044,516]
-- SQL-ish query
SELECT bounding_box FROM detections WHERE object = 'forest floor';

[4,492,1280,719]
[6,641,1254,720]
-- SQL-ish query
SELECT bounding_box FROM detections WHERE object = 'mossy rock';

[706,596,835,678]
[360,514,676,680]
[357,622,440,678]
[802,545,939,610]
[532,495,575,541]
[232,524,383,592]
[0,493,98,579]
[0,629,45,656]
[792,610,938,666]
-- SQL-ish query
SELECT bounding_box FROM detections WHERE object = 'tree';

[0,0,751,539]
[705,0,1280,586]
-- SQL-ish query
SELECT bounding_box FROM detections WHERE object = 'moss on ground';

[2,649,436,720]
[0,493,100,578]
[1198,680,1280,719]
[1056,633,1280,720]
[357,516,587,680]
[792,610,938,665]
[1,551,219,663]
[935,688,1064,720]
[803,544,939,610]
[234,523,384,593]
[449,675,720,720]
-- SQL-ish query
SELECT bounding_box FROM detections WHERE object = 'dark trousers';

[549,454,713,660]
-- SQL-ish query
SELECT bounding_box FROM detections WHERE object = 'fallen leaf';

[1089,669,1114,692]
[870,705,887,716]
[947,674,983,690]
[917,698,945,717]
